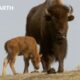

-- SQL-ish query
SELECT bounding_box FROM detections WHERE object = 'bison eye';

[45,15,51,21]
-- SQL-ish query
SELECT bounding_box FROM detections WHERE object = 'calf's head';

[31,54,42,70]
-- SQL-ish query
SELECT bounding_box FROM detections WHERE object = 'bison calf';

[2,36,42,75]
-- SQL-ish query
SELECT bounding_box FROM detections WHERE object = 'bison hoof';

[24,70,28,73]
[58,69,64,73]
[31,70,39,73]
[47,68,56,74]
[14,73,19,75]
[42,70,47,73]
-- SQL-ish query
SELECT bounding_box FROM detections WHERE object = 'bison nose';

[57,30,66,36]
[56,33,62,37]
[56,31,66,39]
[57,30,64,35]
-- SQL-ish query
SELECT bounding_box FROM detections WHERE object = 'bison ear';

[45,9,51,21]
[68,15,74,21]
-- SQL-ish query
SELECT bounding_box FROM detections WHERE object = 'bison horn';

[45,9,50,16]
[69,5,73,14]
[67,5,73,16]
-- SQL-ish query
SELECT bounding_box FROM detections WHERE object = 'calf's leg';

[23,57,29,73]
[2,56,9,76]
[9,55,17,75]
[9,61,16,75]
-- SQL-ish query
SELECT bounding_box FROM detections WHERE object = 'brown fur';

[2,36,42,75]
[26,0,74,74]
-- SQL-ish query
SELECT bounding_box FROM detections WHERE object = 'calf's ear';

[40,54,42,58]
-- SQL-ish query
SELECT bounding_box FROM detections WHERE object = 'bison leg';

[40,47,49,72]
[41,57,47,72]
[58,39,67,73]
[23,57,29,73]
[42,56,56,74]
[2,56,9,76]
[46,57,56,74]
[58,59,64,73]
[42,57,51,72]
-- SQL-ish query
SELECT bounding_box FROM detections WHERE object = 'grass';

[0,70,80,80]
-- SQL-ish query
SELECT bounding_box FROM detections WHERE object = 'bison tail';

[4,41,9,53]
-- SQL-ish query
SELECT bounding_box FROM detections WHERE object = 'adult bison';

[25,0,74,73]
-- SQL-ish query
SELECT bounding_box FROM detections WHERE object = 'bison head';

[45,5,74,21]
[44,5,74,40]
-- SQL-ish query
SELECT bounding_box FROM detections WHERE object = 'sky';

[0,0,80,75]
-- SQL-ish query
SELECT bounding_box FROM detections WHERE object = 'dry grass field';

[0,70,80,80]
